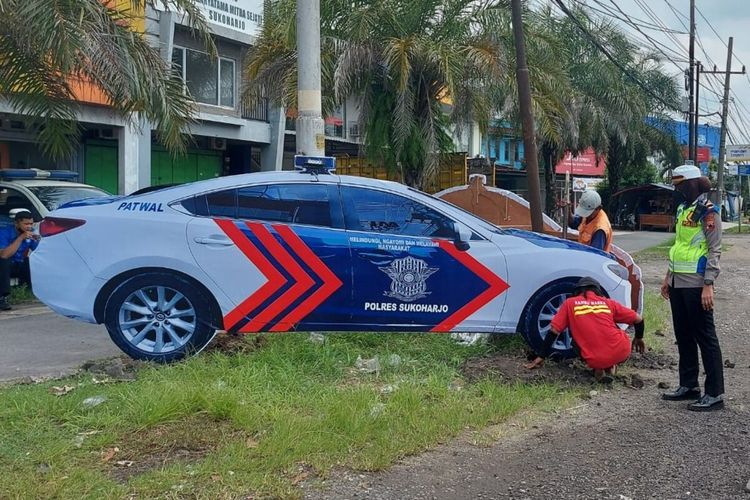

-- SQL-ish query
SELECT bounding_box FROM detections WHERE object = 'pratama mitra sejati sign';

[554,148,606,176]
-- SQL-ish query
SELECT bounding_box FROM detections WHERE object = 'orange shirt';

[550,291,637,369]
[578,210,613,252]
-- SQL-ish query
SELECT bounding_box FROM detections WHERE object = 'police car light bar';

[0,168,79,181]
[294,155,336,174]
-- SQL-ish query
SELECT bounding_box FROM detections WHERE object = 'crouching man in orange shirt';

[525,276,646,382]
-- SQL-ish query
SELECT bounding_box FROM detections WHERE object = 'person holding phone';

[0,210,40,311]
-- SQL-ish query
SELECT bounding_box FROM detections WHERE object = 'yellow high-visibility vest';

[668,201,708,274]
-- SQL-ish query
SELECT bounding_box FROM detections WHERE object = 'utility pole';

[702,37,746,204]
[687,0,695,161]
[510,0,544,233]
[296,0,325,156]
[692,61,701,163]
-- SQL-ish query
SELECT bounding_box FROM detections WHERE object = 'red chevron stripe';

[431,241,509,332]
[241,222,315,332]
[214,219,286,330]
[272,224,343,329]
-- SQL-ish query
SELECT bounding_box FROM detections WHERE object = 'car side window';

[341,186,456,238]
[237,184,333,227]
[179,184,337,228]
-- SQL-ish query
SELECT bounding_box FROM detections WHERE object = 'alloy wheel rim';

[117,285,197,354]
[536,292,573,351]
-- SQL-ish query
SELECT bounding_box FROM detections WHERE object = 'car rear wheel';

[520,280,578,359]
[104,272,217,362]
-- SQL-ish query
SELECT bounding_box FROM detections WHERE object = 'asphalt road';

[0,305,119,382]
[0,230,677,383]
[611,229,673,253]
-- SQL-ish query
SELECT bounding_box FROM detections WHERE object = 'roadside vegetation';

[634,236,676,260]
[8,284,35,305]
[0,333,576,499]
[724,225,749,234]
[641,290,670,352]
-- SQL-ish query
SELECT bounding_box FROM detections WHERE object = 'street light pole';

[510,0,544,233]
[296,0,325,156]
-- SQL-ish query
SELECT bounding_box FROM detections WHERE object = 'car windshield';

[28,186,111,211]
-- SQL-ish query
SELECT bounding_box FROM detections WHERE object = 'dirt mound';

[461,350,676,387]
[80,357,144,381]
[203,331,268,355]
[461,352,597,386]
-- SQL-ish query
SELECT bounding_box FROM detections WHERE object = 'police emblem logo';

[379,256,438,302]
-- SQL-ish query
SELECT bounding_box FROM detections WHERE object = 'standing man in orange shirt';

[569,190,613,252]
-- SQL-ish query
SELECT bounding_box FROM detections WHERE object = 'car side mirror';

[453,222,471,251]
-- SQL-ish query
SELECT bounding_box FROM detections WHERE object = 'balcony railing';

[241,95,269,122]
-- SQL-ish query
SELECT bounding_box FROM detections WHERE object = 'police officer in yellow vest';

[569,190,613,252]
[661,164,724,411]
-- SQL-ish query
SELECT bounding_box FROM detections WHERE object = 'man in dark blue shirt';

[0,210,39,311]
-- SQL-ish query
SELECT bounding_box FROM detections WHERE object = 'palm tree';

[533,5,680,212]
[0,0,212,158]
[247,0,567,189]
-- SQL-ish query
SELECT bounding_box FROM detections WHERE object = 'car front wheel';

[104,272,217,362]
[520,280,577,359]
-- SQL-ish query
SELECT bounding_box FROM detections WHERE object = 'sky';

[540,0,750,146]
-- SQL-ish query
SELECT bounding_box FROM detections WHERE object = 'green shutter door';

[150,149,222,186]
[172,154,196,184]
[84,142,118,194]
[196,153,222,181]
[151,150,172,186]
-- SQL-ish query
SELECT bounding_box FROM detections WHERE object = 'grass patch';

[634,236,675,259]
[641,290,671,352]
[8,284,35,305]
[724,225,750,234]
[0,333,573,499]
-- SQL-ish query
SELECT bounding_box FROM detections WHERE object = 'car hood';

[502,228,615,260]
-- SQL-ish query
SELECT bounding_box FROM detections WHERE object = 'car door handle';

[193,236,234,246]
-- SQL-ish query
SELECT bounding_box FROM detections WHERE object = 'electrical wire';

[550,0,680,111]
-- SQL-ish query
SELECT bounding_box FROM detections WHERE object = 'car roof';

[132,170,413,200]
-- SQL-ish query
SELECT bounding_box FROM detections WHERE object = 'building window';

[172,46,235,108]
[325,105,345,138]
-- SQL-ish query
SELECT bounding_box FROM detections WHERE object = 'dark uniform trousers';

[669,286,725,396]
[0,257,31,296]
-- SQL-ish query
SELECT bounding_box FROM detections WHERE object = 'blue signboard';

[739,165,750,176]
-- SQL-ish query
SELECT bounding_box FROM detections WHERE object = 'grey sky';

[543,0,750,145]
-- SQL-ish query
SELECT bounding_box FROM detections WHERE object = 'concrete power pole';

[693,61,701,163]
[296,0,325,156]
[510,0,544,233]
[687,0,695,161]
[702,37,745,204]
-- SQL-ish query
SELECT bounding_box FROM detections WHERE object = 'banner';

[681,146,712,163]
[156,0,264,38]
[555,148,606,176]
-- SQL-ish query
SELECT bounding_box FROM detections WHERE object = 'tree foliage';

[0,0,212,158]
[247,0,570,189]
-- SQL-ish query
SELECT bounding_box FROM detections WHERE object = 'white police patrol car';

[0,169,109,226]
[31,156,632,362]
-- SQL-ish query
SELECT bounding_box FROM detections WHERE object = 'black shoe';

[0,296,11,311]
[688,394,725,412]
[662,386,701,401]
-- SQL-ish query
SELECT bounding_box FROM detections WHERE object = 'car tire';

[104,272,217,363]
[520,279,578,359]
